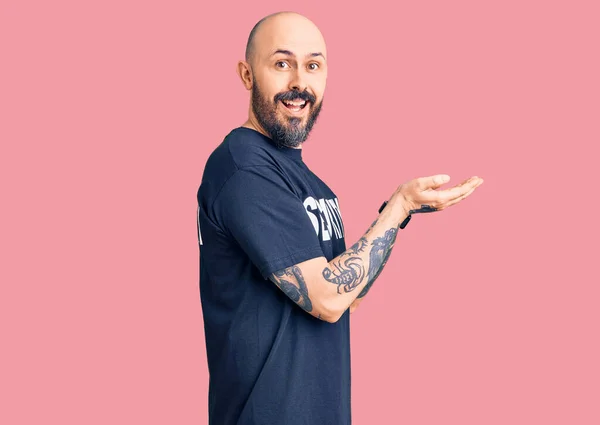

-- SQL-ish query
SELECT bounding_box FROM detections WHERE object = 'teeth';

[283,100,306,106]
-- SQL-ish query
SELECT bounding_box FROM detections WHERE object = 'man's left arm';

[347,216,397,313]
[349,298,363,313]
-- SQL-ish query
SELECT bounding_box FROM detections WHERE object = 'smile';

[280,99,308,113]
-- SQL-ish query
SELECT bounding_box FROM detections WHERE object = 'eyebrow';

[271,49,326,60]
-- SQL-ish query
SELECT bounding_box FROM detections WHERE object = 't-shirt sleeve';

[214,166,325,280]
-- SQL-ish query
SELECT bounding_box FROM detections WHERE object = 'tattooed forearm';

[321,214,400,298]
[366,218,378,232]
[357,227,398,298]
[272,266,313,312]
[323,256,367,294]
[322,233,368,293]
[349,236,368,255]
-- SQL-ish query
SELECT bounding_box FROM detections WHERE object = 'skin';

[233,13,485,321]
[236,12,328,148]
[269,174,484,322]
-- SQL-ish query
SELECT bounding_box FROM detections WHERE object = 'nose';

[288,69,308,92]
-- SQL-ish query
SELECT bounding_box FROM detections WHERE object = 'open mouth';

[280,99,308,112]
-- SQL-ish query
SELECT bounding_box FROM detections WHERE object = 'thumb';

[420,174,450,190]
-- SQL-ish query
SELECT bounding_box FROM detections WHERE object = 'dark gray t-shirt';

[196,127,351,425]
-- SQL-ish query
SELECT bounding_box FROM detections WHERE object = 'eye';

[308,63,320,71]
[275,61,290,69]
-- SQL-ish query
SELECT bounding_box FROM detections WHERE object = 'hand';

[349,297,363,313]
[392,174,483,215]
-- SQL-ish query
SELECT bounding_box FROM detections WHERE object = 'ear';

[236,60,253,90]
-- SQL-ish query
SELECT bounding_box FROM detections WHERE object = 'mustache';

[274,90,316,105]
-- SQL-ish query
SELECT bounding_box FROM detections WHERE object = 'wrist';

[393,194,411,223]
[381,193,411,225]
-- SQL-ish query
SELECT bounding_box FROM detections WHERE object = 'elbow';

[318,311,343,323]
[315,299,345,323]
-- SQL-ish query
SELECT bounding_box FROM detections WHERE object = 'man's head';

[237,12,328,148]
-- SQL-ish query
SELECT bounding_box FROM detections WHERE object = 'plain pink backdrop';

[1,0,598,424]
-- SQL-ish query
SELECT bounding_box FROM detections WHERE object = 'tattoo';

[322,234,367,293]
[272,266,313,312]
[323,255,367,294]
[357,227,398,298]
[349,236,368,254]
[321,217,397,297]
[368,218,378,230]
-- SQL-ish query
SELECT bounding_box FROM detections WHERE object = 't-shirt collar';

[238,127,303,161]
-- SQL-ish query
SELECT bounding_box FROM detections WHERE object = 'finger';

[421,177,480,204]
[418,174,451,191]
[438,186,478,210]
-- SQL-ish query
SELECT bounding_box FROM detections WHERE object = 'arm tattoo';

[320,214,399,298]
[322,237,368,293]
[357,227,398,298]
[323,256,367,294]
[350,236,368,254]
[365,218,378,233]
[272,266,313,312]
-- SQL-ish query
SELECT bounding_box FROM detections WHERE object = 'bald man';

[196,11,483,425]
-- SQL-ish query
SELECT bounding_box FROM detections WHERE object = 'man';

[196,11,483,425]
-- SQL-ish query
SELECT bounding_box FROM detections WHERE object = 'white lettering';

[317,198,333,241]
[303,196,320,236]
[197,206,203,245]
[326,198,343,239]
[333,198,344,237]
[304,196,344,241]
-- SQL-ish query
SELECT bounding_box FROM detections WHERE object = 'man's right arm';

[269,174,484,322]
[269,195,407,322]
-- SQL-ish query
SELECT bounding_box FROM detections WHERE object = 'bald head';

[244,12,326,66]
[237,11,328,148]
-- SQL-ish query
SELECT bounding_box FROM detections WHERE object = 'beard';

[251,77,323,149]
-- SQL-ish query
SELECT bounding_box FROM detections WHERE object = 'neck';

[242,111,266,136]
[242,115,303,150]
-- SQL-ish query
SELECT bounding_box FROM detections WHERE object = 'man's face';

[247,17,328,148]
[251,73,323,149]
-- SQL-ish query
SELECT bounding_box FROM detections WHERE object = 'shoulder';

[201,127,279,182]
[199,127,286,203]
[223,127,281,170]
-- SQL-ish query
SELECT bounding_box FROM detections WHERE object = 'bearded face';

[251,76,323,149]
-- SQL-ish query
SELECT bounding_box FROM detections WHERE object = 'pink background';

[1,0,598,424]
